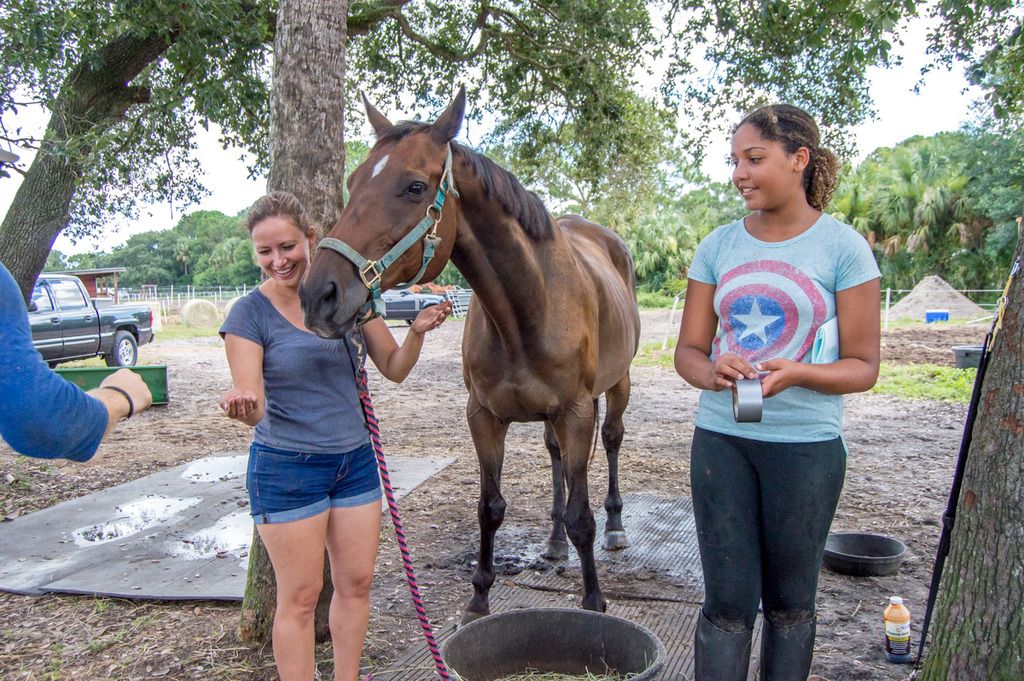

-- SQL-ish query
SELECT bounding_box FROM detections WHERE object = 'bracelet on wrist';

[101,385,134,419]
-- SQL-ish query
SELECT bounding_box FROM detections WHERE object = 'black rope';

[912,328,990,671]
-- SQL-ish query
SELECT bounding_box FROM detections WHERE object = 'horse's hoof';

[542,539,570,561]
[461,608,488,626]
[604,531,629,550]
[582,593,607,613]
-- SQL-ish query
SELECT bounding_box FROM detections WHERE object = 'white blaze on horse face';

[371,154,390,178]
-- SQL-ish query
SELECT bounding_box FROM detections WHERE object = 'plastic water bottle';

[883,596,913,663]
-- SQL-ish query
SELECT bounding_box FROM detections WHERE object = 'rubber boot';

[759,614,816,681]
[694,610,753,681]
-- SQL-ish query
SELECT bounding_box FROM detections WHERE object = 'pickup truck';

[28,273,155,367]
[381,289,446,324]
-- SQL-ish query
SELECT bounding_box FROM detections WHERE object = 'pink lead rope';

[357,366,452,681]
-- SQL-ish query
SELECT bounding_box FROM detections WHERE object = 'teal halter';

[317,144,459,325]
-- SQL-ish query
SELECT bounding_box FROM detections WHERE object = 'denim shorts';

[246,441,382,525]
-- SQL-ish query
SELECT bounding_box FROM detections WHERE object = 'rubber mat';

[0,453,453,600]
[512,493,704,600]
[376,493,764,680]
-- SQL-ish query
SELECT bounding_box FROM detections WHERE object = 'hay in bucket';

[495,670,636,681]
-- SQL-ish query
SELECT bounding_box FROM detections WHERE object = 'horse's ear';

[430,86,466,144]
[362,91,393,138]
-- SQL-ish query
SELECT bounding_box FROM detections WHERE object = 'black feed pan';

[823,532,906,577]
[441,608,666,681]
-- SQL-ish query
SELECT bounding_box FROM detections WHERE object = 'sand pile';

[887,275,988,321]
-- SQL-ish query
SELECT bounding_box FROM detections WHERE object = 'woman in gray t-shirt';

[218,191,451,681]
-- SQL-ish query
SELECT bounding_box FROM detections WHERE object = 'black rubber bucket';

[823,532,907,577]
[440,608,666,681]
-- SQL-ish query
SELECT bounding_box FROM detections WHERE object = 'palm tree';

[867,139,975,280]
[830,163,880,245]
[621,213,694,292]
[173,239,193,278]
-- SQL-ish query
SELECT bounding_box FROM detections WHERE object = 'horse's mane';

[379,122,554,241]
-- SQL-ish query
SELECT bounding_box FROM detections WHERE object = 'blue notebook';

[811,317,840,364]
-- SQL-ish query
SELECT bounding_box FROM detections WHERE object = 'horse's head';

[300,87,466,338]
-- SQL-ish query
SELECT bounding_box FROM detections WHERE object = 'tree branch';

[0,134,42,147]
[486,7,592,66]
[348,0,413,36]
[393,7,491,62]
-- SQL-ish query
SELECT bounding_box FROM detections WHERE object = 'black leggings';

[690,426,846,631]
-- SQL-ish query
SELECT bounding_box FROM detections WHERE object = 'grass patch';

[48,322,220,369]
[156,322,221,340]
[871,363,977,403]
[131,614,158,630]
[86,631,125,654]
[633,338,676,368]
[45,642,65,679]
[56,357,106,368]
[636,290,677,309]
[630,350,977,404]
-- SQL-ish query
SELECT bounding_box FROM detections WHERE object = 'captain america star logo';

[712,260,826,362]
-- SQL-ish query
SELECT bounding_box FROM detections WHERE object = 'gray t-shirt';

[220,289,369,453]
[687,213,881,443]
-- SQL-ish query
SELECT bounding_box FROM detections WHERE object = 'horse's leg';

[554,397,606,613]
[541,421,570,561]
[463,396,509,624]
[602,373,631,550]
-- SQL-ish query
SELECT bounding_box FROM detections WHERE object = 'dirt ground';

[0,311,989,680]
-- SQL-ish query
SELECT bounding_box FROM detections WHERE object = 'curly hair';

[736,104,840,211]
[246,190,318,238]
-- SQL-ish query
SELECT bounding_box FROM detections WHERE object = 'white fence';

[659,287,1001,349]
[118,284,254,317]
[121,283,999,336]
[118,284,478,321]
[445,288,473,318]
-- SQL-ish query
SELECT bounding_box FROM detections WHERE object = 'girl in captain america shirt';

[674,104,881,681]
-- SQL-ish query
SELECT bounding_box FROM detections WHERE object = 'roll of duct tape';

[732,378,763,423]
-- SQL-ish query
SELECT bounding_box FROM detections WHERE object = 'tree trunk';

[266,0,348,230]
[0,134,86,302]
[0,30,174,301]
[238,537,277,641]
[239,0,349,645]
[920,234,1024,679]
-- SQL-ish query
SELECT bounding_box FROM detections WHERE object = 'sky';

[0,20,980,256]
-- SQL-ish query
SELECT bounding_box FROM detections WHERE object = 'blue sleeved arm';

[0,265,107,461]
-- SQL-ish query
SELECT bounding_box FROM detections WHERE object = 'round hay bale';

[222,296,243,320]
[180,298,220,327]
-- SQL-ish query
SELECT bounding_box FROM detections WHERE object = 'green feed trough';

[54,366,169,405]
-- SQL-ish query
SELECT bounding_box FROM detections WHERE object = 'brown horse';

[300,88,641,621]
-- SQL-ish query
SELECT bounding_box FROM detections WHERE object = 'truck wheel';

[105,330,138,367]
